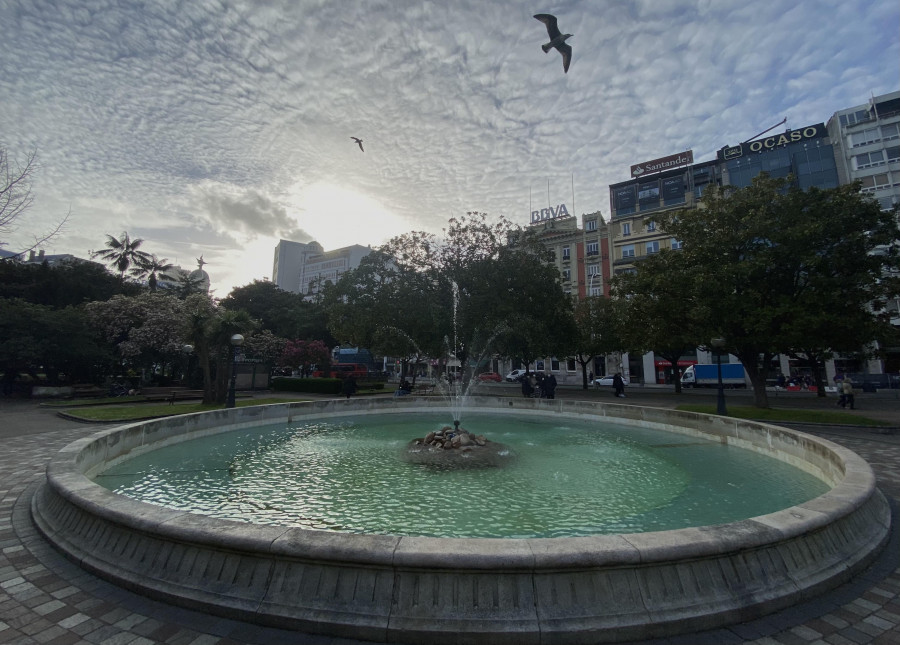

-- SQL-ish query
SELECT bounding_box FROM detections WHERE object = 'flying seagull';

[351,137,364,152]
[534,14,572,73]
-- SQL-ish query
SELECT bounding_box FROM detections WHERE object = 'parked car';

[593,375,627,388]
[505,369,529,382]
[477,372,502,382]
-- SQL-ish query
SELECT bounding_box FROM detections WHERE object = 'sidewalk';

[0,395,898,644]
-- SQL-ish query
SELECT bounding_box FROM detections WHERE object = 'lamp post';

[181,344,193,385]
[711,337,727,416]
[226,334,244,408]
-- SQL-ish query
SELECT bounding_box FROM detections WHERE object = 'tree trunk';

[199,346,215,404]
[737,350,770,408]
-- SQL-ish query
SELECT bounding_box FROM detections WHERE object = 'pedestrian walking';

[840,377,855,410]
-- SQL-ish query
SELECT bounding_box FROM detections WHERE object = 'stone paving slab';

[0,397,898,644]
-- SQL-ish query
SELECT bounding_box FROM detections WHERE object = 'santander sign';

[631,150,694,178]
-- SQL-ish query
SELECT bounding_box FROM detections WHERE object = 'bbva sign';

[531,203,570,223]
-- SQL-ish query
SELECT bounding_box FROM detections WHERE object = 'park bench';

[71,385,106,398]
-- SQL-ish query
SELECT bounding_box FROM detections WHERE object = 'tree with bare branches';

[0,147,69,256]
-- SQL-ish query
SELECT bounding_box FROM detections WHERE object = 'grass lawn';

[676,404,890,427]
[62,398,303,422]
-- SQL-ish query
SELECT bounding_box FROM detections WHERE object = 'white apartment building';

[827,90,900,213]
[272,239,371,300]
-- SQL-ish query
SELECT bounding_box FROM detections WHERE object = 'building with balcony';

[608,157,721,276]
[526,211,610,299]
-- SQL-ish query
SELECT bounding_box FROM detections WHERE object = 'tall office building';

[272,239,371,300]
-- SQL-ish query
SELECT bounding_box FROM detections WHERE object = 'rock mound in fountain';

[404,425,514,469]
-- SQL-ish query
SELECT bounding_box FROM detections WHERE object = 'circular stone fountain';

[32,397,891,644]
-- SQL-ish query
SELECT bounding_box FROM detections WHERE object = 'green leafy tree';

[436,212,573,374]
[170,271,207,299]
[222,279,334,343]
[92,232,152,278]
[180,294,257,404]
[651,175,900,407]
[84,293,188,382]
[613,250,708,393]
[570,295,628,389]
[0,258,139,306]
[0,299,107,389]
[324,212,574,382]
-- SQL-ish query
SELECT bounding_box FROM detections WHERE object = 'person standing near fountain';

[342,375,357,399]
[544,372,557,399]
[521,373,534,398]
[613,373,626,398]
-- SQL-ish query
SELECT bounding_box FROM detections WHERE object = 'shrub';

[272,377,342,394]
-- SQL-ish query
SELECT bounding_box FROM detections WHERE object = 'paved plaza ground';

[1,386,898,644]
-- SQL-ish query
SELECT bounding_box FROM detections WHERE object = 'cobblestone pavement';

[0,394,898,645]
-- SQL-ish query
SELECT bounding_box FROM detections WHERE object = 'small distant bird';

[534,14,572,73]
[351,137,364,152]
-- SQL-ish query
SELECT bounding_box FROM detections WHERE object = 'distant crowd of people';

[518,372,557,399]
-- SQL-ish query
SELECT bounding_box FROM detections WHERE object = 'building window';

[621,222,631,236]
[670,238,682,250]
[881,123,899,141]
[587,263,600,275]
[854,150,885,169]
[566,358,576,371]
[646,240,660,254]
[551,358,560,371]
[562,246,570,259]
[562,268,571,281]
[585,219,598,231]
[886,146,900,163]
[586,241,599,256]
[589,285,602,296]
[840,109,872,128]
[877,195,896,211]
[860,174,890,192]
[851,127,881,147]
[622,244,635,258]
[536,360,545,372]
[645,221,656,232]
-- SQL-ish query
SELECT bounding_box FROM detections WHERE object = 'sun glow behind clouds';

[289,182,412,250]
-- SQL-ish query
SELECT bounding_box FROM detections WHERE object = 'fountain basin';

[32,397,891,644]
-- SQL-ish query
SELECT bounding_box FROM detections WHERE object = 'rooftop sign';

[717,123,827,161]
[531,203,571,223]
[630,150,693,178]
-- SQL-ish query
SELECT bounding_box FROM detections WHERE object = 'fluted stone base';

[32,398,891,644]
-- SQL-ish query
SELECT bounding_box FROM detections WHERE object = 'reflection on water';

[95,413,828,538]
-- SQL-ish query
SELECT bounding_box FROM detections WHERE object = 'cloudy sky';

[1,0,897,294]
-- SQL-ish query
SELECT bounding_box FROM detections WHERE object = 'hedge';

[272,377,342,394]
[271,378,386,395]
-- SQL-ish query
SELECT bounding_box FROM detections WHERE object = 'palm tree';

[131,254,176,292]
[92,232,152,279]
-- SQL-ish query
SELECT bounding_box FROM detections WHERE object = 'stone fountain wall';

[32,397,891,644]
